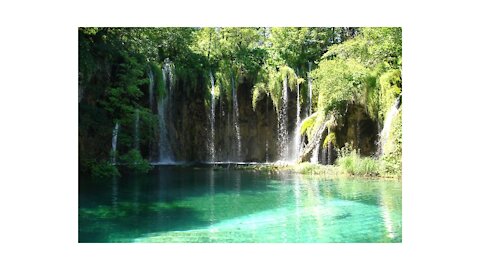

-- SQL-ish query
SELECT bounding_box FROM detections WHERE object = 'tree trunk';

[297,120,328,163]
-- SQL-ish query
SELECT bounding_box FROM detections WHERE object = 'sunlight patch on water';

[133,198,384,243]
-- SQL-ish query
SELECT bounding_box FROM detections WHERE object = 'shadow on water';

[79,166,277,242]
[79,203,210,243]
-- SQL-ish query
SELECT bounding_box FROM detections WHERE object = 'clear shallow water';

[79,166,402,243]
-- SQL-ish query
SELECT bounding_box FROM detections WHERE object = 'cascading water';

[308,62,313,116]
[278,76,289,161]
[377,96,401,156]
[157,60,174,163]
[226,109,231,161]
[310,144,320,163]
[219,93,227,161]
[231,75,241,161]
[209,72,216,162]
[147,68,154,111]
[290,71,302,161]
[111,122,120,164]
[134,109,140,150]
[147,68,155,161]
[265,95,269,162]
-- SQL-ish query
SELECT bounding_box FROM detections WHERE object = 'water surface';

[79,166,402,243]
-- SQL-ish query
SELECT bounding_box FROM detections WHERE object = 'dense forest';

[79,27,402,178]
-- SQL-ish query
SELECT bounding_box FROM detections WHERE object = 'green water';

[79,166,402,243]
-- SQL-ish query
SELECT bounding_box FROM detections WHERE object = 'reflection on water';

[379,185,401,240]
[111,176,118,212]
[209,169,215,227]
[293,176,301,239]
[79,166,402,243]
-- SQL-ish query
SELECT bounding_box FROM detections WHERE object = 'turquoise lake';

[79,166,402,243]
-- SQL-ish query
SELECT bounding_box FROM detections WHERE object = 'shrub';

[119,149,152,174]
[91,161,120,179]
[380,109,402,177]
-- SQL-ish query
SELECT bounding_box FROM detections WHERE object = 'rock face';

[335,104,379,157]
[169,75,210,161]
[139,74,380,163]
[297,104,379,164]
[237,81,278,162]
[153,75,281,162]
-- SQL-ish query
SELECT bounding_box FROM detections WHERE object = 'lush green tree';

[308,27,402,120]
[323,27,401,68]
[312,58,371,115]
[79,27,159,177]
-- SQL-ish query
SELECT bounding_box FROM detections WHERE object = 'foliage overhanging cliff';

[79,27,402,177]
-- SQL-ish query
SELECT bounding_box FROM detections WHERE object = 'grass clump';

[337,147,380,177]
[293,162,341,176]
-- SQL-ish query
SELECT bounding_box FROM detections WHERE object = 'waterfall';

[147,68,155,161]
[377,96,401,156]
[209,72,216,162]
[133,109,140,150]
[157,60,174,163]
[265,95,269,162]
[79,85,84,103]
[296,73,300,127]
[310,144,319,163]
[290,71,301,161]
[278,76,289,161]
[226,109,231,161]
[148,68,154,111]
[308,62,313,116]
[111,122,120,164]
[231,75,241,161]
[220,93,226,161]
